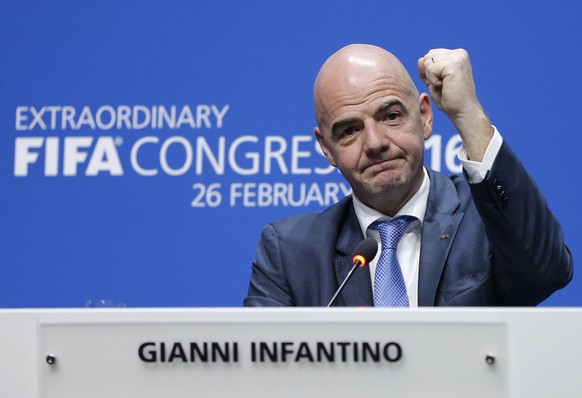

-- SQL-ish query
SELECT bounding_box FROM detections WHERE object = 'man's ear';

[314,127,337,167]
[419,93,433,140]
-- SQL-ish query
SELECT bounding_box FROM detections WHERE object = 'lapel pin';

[440,234,449,240]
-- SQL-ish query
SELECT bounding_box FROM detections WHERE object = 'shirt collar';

[352,167,430,236]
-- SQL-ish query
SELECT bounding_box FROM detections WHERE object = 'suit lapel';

[331,170,464,307]
[418,169,463,306]
[333,203,373,306]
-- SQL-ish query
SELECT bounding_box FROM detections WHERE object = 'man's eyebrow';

[331,117,361,136]
[374,99,408,117]
[329,99,409,137]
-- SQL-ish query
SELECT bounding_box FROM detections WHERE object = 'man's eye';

[339,127,357,137]
[385,112,401,121]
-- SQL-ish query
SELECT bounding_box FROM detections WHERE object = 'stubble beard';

[351,161,424,212]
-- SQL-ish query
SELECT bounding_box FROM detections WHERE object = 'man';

[244,45,573,307]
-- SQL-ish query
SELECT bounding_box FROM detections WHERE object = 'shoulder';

[267,195,354,238]
[425,168,473,213]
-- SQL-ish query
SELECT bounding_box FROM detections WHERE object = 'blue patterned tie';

[370,216,415,307]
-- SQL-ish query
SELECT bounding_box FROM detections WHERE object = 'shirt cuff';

[458,126,503,183]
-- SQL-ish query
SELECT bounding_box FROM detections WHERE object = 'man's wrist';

[452,106,493,162]
[459,126,503,183]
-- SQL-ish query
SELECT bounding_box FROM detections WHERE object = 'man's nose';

[363,122,389,154]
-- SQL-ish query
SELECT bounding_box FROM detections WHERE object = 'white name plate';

[38,310,508,397]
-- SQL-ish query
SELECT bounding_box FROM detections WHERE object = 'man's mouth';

[364,157,402,173]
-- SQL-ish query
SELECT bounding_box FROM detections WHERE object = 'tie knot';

[370,216,416,249]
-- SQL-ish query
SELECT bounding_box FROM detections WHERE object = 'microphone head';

[352,237,378,267]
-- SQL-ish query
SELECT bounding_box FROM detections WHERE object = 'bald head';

[314,44,419,129]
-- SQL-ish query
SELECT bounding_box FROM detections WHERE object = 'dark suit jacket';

[244,142,573,306]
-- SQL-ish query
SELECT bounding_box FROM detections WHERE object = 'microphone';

[327,238,378,307]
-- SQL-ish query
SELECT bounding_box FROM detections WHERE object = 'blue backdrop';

[1,0,580,307]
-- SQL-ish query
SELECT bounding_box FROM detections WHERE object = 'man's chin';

[358,177,407,196]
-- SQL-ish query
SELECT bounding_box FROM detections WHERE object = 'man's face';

[315,56,432,213]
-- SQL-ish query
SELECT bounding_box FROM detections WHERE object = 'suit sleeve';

[469,141,573,305]
[243,224,295,306]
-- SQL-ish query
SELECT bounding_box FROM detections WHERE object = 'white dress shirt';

[352,127,503,306]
